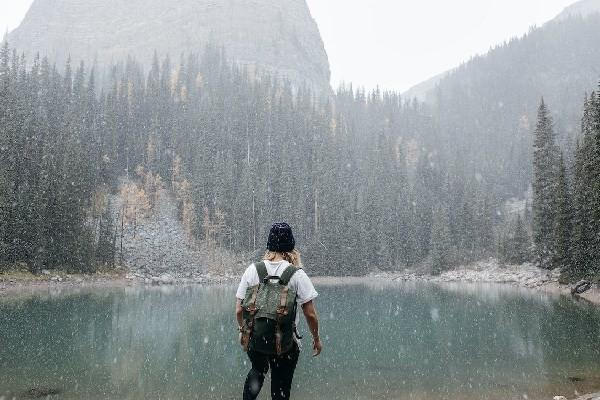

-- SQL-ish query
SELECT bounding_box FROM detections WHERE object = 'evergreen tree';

[590,89,600,274]
[498,215,531,265]
[532,99,559,269]
[430,205,452,275]
[553,153,573,274]
[513,215,531,264]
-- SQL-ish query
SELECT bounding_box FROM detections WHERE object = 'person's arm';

[235,298,245,346]
[235,265,252,342]
[236,298,244,329]
[301,300,322,357]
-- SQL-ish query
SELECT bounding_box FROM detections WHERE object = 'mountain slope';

[556,0,600,20]
[402,6,600,196]
[7,0,331,91]
[402,70,451,103]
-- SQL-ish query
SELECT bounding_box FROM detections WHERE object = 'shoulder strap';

[255,261,267,281]
[279,265,300,286]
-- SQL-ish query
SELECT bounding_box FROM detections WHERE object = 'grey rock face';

[8,0,331,91]
[111,187,208,279]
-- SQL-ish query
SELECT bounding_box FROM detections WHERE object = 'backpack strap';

[279,265,300,286]
[255,261,268,281]
[275,285,289,356]
[276,265,300,355]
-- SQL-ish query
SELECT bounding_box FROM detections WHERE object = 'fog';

[2,0,575,91]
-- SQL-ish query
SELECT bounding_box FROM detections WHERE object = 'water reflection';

[1,283,599,399]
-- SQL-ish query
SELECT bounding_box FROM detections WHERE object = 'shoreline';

[313,259,600,305]
[1,260,599,305]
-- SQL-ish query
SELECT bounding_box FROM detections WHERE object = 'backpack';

[241,261,299,355]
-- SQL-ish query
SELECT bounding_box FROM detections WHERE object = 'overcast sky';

[1,0,577,91]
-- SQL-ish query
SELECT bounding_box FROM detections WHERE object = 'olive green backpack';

[241,261,299,355]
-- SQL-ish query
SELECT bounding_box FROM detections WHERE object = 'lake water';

[1,282,600,400]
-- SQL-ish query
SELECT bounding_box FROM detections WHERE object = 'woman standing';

[235,222,322,400]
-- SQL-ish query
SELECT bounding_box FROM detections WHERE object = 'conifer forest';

[0,38,598,281]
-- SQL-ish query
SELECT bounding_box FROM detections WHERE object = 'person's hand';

[312,336,322,357]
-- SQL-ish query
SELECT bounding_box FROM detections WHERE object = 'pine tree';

[513,215,531,264]
[532,99,560,269]
[571,137,592,279]
[552,152,573,273]
[590,88,600,274]
[498,215,531,265]
[430,204,452,275]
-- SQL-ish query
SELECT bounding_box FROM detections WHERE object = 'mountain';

[7,0,331,91]
[401,2,600,197]
[556,0,600,20]
[402,70,451,103]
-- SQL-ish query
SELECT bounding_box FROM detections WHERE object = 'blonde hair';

[263,249,302,267]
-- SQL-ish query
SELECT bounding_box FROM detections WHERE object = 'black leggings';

[243,344,300,400]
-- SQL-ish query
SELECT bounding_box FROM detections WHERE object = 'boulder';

[151,274,175,285]
[572,280,592,295]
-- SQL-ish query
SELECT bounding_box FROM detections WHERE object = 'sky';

[1,0,577,92]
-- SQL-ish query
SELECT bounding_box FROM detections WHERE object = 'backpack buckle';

[276,306,288,316]
[263,275,279,284]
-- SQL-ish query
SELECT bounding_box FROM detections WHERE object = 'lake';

[1,282,600,399]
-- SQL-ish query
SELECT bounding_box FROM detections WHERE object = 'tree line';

[0,43,116,273]
[532,93,600,281]
[0,41,538,276]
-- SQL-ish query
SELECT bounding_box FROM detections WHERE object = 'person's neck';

[270,253,285,262]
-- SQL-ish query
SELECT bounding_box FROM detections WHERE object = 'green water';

[1,282,600,400]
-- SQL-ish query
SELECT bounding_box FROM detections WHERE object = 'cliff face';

[8,0,331,91]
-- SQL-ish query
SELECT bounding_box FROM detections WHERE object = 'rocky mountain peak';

[8,0,331,91]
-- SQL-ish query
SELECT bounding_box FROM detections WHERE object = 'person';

[236,222,322,400]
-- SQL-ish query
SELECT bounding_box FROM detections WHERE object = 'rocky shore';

[573,393,600,400]
[0,268,239,296]
[366,258,600,305]
[2,258,599,305]
[376,259,559,288]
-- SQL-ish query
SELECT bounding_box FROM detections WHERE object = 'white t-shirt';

[236,260,318,345]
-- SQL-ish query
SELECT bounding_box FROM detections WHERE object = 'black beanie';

[267,222,295,252]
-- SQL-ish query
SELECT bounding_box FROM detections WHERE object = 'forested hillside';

[0,43,499,276]
[532,94,600,281]
[410,13,600,198]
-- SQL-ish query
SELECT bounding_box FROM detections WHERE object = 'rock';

[151,274,175,285]
[572,280,592,295]
[553,396,567,400]
[8,0,331,92]
[41,269,51,275]
[25,387,61,398]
